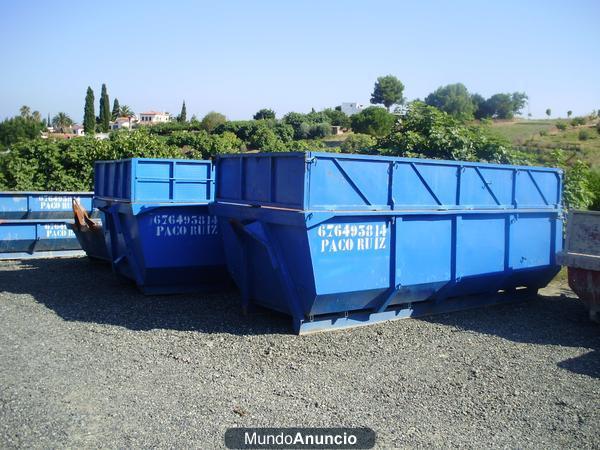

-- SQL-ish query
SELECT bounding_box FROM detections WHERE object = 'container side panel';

[217,158,242,200]
[0,195,27,217]
[136,160,172,201]
[138,207,224,267]
[396,217,452,285]
[476,168,513,206]
[326,158,390,208]
[309,216,391,295]
[460,168,501,207]
[174,161,212,201]
[309,158,385,209]
[0,224,36,250]
[457,216,505,277]
[414,164,458,206]
[243,157,272,203]
[269,223,316,313]
[531,171,560,205]
[509,216,552,269]
[516,171,549,207]
[393,163,439,207]
[274,157,305,207]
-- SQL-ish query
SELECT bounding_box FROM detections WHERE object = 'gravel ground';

[0,257,598,449]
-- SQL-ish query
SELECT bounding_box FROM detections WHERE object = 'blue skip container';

[94,158,228,294]
[0,219,84,260]
[0,191,96,219]
[211,152,563,334]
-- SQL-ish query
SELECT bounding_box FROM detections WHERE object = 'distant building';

[72,124,85,136]
[331,125,344,135]
[341,102,365,116]
[139,111,170,124]
[111,116,136,130]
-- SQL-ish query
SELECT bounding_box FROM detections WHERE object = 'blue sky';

[1,0,599,122]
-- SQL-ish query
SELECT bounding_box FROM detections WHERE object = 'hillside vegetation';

[490,118,600,169]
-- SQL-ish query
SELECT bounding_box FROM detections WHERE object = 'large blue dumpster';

[0,219,84,259]
[0,191,96,219]
[211,152,563,333]
[94,158,228,294]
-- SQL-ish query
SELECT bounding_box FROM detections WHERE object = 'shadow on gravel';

[420,292,600,379]
[0,257,291,336]
[2,258,599,376]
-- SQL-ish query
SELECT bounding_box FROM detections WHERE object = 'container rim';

[215,151,562,174]
[0,191,94,195]
[94,157,212,164]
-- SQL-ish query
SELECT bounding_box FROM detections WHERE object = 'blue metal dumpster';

[94,158,228,294]
[211,152,563,334]
[0,219,84,259]
[0,191,96,219]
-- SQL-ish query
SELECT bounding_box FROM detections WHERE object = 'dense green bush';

[578,129,591,141]
[0,116,45,149]
[0,129,183,191]
[350,107,396,137]
[340,134,376,153]
[282,112,333,140]
[377,102,517,163]
[588,170,600,211]
[571,117,586,127]
[555,121,567,131]
[548,150,594,210]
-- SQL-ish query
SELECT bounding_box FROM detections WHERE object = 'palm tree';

[52,112,74,132]
[19,105,31,118]
[118,105,134,117]
[32,111,42,122]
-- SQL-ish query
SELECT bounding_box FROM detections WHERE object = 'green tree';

[370,75,405,111]
[178,101,187,122]
[51,112,73,131]
[253,108,276,120]
[350,106,396,137]
[200,111,226,133]
[32,111,42,122]
[19,105,31,119]
[340,133,376,153]
[0,116,45,149]
[474,92,528,119]
[111,98,120,120]
[425,83,476,120]
[247,125,284,151]
[545,108,551,118]
[323,108,351,128]
[567,110,573,118]
[99,83,111,132]
[83,86,95,134]
[378,102,516,163]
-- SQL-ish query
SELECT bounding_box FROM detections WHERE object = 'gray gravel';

[0,257,598,449]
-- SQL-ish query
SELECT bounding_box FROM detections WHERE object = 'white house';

[72,124,85,136]
[139,111,171,124]
[341,102,365,116]
[111,116,136,130]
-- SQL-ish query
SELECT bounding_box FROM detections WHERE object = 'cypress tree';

[83,86,95,134]
[112,98,120,120]
[178,100,187,122]
[99,83,110,132]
